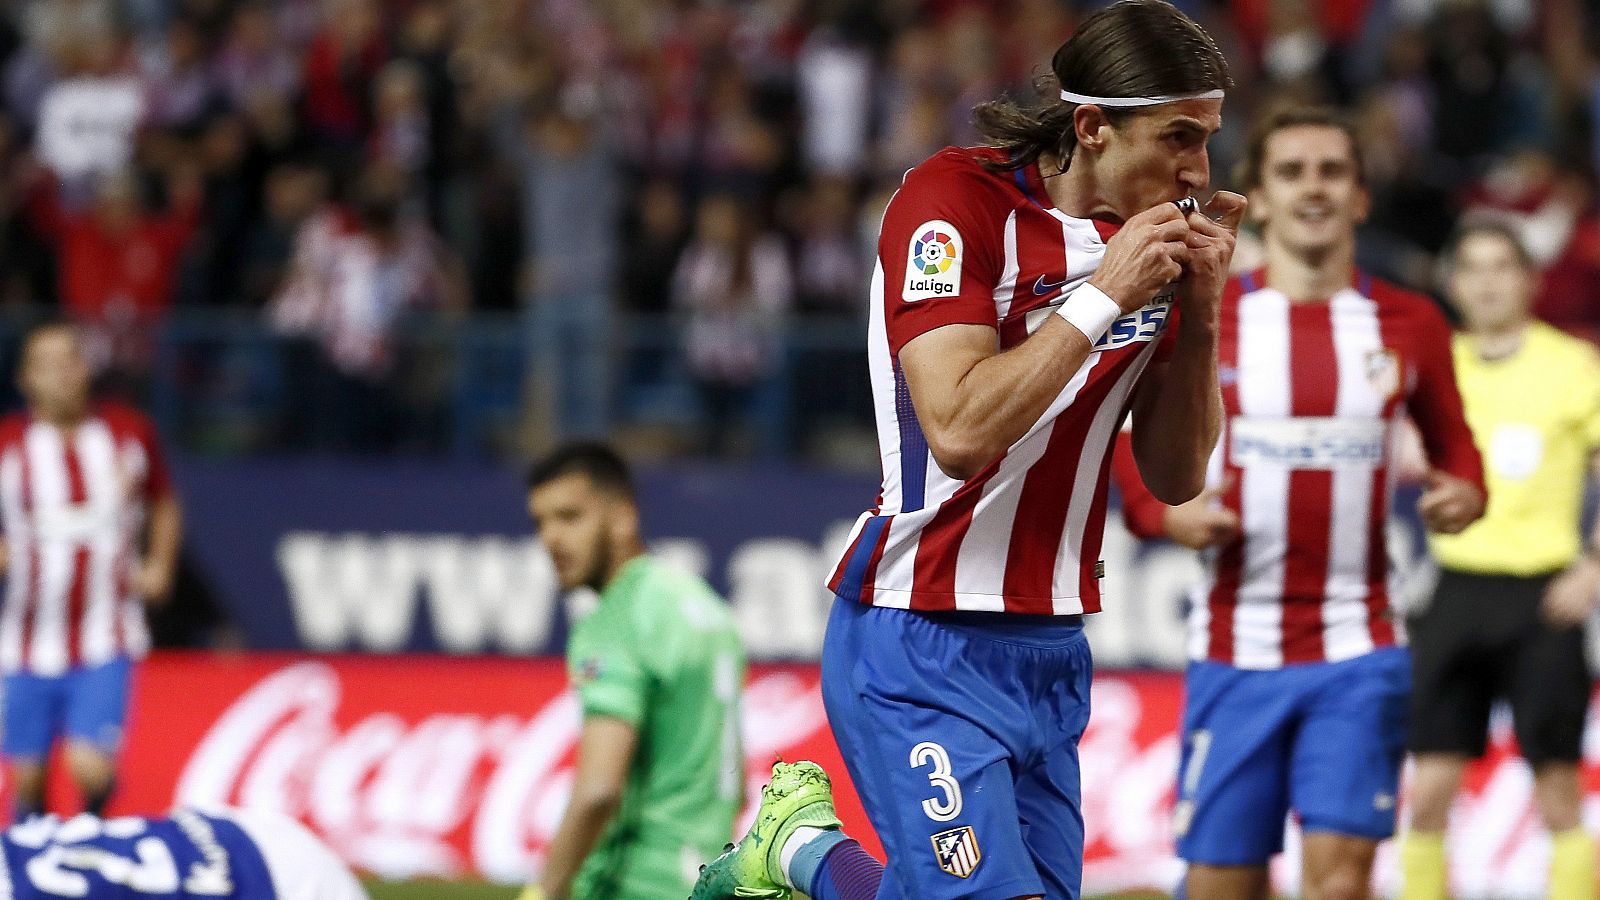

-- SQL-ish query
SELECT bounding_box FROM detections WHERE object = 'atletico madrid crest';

[1364,348,1401,401]
[931,826,981,878]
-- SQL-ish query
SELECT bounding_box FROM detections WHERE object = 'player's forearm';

[539,792,621,899]
[922,318,1094,479]
[1133,318,1221,504]
[144,495,182,577]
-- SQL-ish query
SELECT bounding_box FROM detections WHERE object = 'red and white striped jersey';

[827,147,1179,615]
[1114,270,1484,668]
[0,403,172,675]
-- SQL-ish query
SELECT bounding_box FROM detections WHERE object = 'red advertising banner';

[15,652,1595,897]
[100,653,878,883]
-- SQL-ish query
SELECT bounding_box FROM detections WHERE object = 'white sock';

[778,826,829,889]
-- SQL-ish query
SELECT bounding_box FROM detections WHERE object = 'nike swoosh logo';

[1033,274,1068,295]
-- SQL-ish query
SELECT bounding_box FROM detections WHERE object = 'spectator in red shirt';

[30,166,202,326]
[28,166,202,392]
[300,0,385,154]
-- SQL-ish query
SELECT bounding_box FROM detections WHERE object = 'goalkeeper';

[521,443,746,900]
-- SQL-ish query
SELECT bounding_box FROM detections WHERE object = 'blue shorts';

[1174,647,1411,865]
[2,656,133,759]
[821,598,1092,900]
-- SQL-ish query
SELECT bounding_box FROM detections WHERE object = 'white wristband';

[1055,283,1123,343]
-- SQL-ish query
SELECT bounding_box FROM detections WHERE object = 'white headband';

[1058,88,1225,107]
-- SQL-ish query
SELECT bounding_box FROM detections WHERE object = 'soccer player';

[0,807,368,898]
[522,443,744,900]
[1400,222,1600,900]
[1111,107,1486,900]
[696,1,1241,898]
[0,320,182,820]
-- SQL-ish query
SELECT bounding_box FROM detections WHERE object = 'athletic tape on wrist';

[1056,283,1122,343]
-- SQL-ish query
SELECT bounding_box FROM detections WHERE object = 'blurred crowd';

[1,0,1599,458]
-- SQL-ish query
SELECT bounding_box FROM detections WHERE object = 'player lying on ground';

[0,807,367,899]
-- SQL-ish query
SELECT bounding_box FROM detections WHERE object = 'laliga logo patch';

[903,220,962,302]
[931,826,981,878]
[1364,349,1400,401]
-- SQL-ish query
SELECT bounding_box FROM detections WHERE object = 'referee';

[1402,221,1600,900]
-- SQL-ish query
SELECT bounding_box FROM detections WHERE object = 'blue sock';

[787,828,849,893]
[805,836,885,900]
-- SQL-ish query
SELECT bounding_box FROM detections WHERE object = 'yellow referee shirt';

[1429,322,1600,575]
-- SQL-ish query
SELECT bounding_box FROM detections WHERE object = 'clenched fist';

[1176,191,1247,331]
[1090,203,1194,313]
[1162,477,1241,550]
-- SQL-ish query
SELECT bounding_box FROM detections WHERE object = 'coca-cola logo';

[171,662,831,882]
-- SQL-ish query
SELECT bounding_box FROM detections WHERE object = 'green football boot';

[690,760,844,899]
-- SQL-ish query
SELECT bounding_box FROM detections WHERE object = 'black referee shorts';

[1408,568,1593,765]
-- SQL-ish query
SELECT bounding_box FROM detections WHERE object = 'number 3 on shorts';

[910,741,963,822]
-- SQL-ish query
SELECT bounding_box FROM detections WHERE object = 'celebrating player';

[0,807,368,898]
[1112,107,1486,900]
[0,320,182,820]
[693,1,1239,897]
[523,443,744,900]
[1400,222,1600,900]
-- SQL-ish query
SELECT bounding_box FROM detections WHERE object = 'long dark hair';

[973,0,1231,174]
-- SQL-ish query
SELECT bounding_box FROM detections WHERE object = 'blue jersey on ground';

[0,811,277,899]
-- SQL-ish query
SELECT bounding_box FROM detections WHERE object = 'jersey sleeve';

[137,414,174,500]
[879,155,1008,355]
[567,618,649,726]
[0,417,24,530]
[1572,343,1600,449]
[101,405,174,500]
[1408,299,1486,493]
[1111,430,1169,539]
